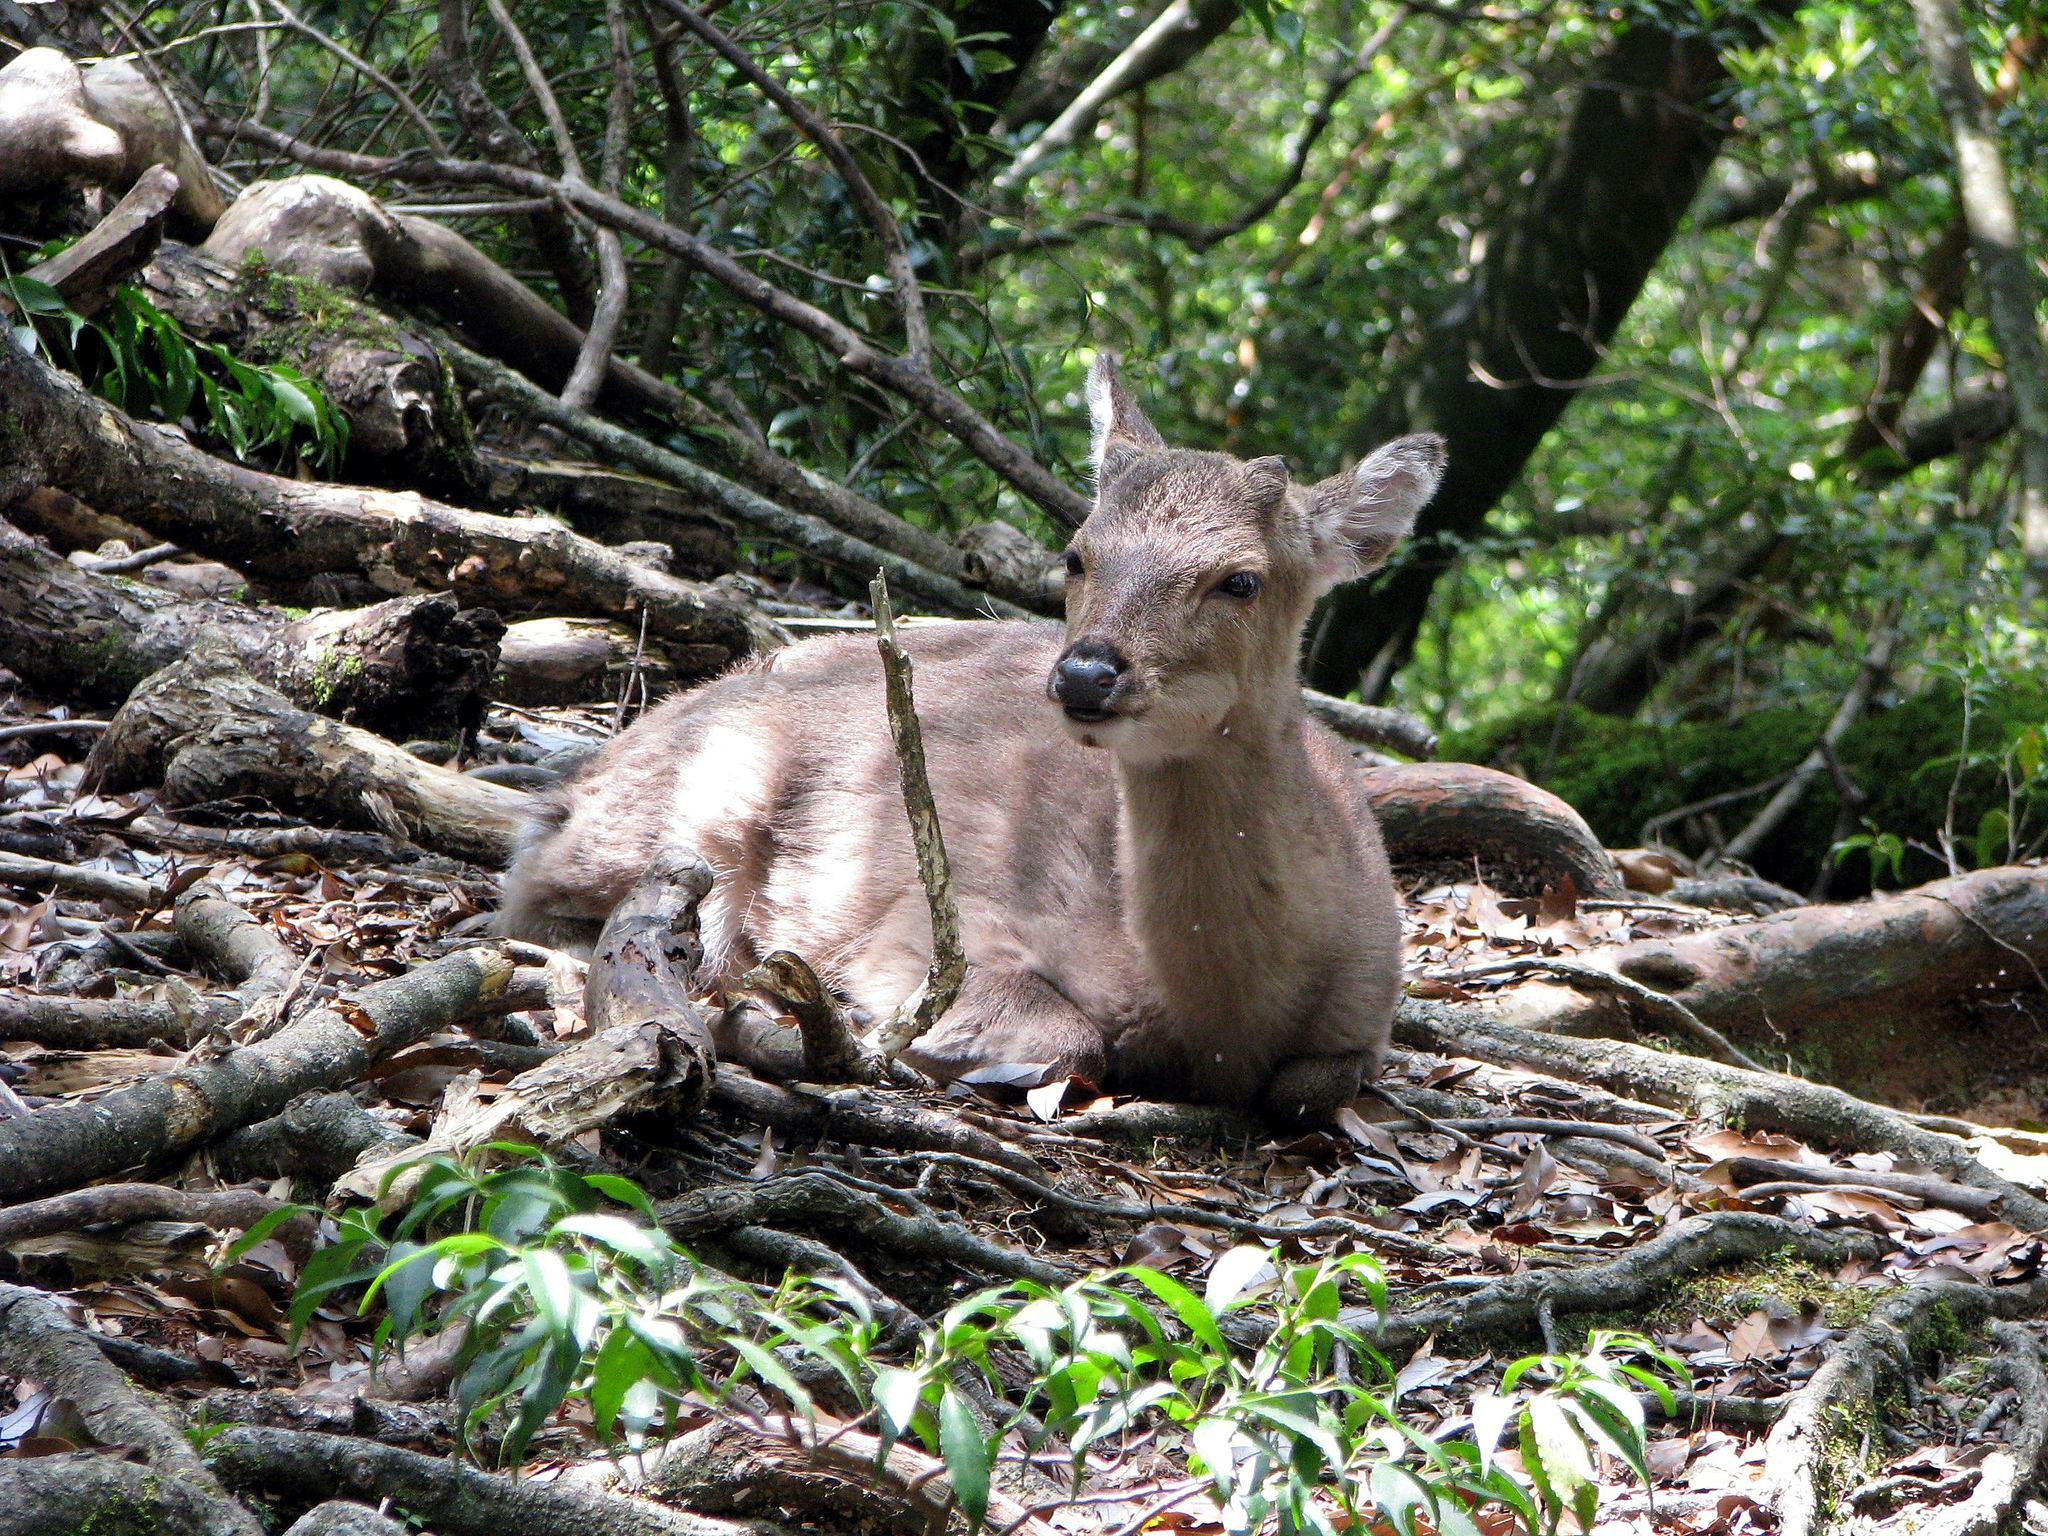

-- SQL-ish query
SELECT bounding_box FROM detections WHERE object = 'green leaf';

[939,1387,991,1530]
[1204,1244,1273,1313]
[874,1366,925,1439]
[1121,1267,1227,1357]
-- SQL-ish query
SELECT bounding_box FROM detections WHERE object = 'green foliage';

[246,1149,1682,1533]
[1449,675,2048,888]
[2,269,348,474]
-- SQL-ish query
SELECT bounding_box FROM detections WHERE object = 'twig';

[863,571,966,1061]
[0,718,110,744]
[75,541,182,574]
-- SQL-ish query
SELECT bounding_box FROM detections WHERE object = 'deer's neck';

[1112,692,1320,1015]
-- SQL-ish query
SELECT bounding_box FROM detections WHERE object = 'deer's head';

[1050,356,1445,759]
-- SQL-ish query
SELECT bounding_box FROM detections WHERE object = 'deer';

[497,357,1445,1121]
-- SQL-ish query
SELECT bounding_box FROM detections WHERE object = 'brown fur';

[498,360,1445,1121]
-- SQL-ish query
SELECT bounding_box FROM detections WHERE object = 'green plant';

[242,1151,1682,1534]
[2,268,349,474]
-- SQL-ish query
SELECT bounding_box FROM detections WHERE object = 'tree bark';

[1,516,499,740]
[1358,761,1622,897]
[0,340,780,676]
[87,635,527,865]
[0,944,511,1200]
[1909,0,2048,576]
[1496,864,2048,1101]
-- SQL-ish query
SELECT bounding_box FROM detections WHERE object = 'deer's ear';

[1086,354,1165,484]
[1306,433,1445,588]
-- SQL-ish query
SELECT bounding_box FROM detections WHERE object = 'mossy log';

[140,243,474,491]
[0,340,780,678]
[86,636,526,865]
[0,516,499,740]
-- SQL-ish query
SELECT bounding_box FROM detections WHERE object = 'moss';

[1552,1250,1876,1353]
[1908,1298,1980,1363]
[1815,1398,1881,1522]
[1445,678,2048,890]
[308,646,364,708]
[233,251,401,360]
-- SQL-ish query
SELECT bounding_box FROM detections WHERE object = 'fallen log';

[0,943,512,1200]
[22,162,177,311]
[475,452,735,578]
[86,636,526,865]
[1,516,500,740]
[495,615,673,707]
[0,341,781,678]
[1493,864,2048,1100]
[139,243,474,490]
[1358,760,1622,897]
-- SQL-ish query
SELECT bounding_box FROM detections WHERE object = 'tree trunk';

[0,516,499,740]
[1306,20,1749,698]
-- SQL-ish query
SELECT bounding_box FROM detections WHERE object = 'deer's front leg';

[898,966,1109,1084]
[1256,1050,1374,1125]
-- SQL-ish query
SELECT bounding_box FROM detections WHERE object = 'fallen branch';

[0,341,780,676]
[864,571,966,1061]
[0,944,511,1199]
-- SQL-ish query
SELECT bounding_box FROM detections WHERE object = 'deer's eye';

[1216,571,1262,600]
[1062,548,1084,579]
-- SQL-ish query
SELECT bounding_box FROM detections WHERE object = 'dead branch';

[0,944,511,1200]
[1305,688,1439,759]
[209,1091,418,1185]
[192,118,1094,526]
[173,881,301,1001]
[23,162,177,311]
[864,571,967,1060]
[1362,1211,1883,1360]
[0,848,161,910]
[739,949,888,1084]
[445,331,1033,619]
[0,1184,290,1249]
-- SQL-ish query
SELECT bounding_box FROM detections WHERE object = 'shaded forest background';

[10,0,2039,898]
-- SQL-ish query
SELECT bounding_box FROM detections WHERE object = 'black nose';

[1052,640,1126,714]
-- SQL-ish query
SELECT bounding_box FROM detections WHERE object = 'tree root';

[203,1426,762,1536]
[0,945,511,1199]
[0,1281,264,1536]
[1762,1277,2048,1536]
[1358,1211,1885,1359]
[1394,999,2048,1228]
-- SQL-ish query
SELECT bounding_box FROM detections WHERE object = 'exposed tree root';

[0,944,511,1199]
[1762,1278,2048,1536]
[0,1282,263,1536]
[203,1426,762,1536]
[1394,999,2048,1228]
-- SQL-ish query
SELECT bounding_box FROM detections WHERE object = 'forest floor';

[6,660,2048,1536]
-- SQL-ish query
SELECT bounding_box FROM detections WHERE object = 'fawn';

[499,358,1443,1120]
